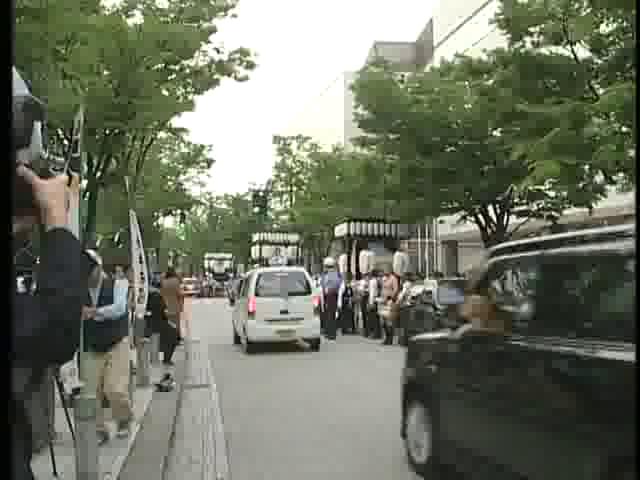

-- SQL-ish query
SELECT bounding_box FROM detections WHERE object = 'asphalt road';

[186,297,422,480]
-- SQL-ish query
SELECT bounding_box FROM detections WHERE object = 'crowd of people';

[317,257,468,346]
[318,258,412,345]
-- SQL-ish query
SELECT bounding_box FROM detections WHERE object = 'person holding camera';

[82,250,134,445]
[12,67,86,480]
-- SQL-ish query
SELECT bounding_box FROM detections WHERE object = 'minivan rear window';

[255,271,311,297]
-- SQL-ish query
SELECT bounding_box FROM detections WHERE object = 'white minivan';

[230,266,322,353]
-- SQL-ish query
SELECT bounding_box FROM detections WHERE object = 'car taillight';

[312,295,321,314]
[248,296,257,316]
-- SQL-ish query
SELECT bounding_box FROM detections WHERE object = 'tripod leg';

[54,374,76,444]
[49,440,59,477]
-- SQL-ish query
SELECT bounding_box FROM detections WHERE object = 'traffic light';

[251,189,268,217]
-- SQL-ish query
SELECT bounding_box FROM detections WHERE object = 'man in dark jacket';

[12,69,85,480]
[148,277,178,391]
[82,250,133,445]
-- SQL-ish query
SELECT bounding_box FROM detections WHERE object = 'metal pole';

[125,178,137,402]
[150,331,160,365]
[137,336,151,387]
[71,114,100,480]
[75,351,99,480]
[125,177,152,388]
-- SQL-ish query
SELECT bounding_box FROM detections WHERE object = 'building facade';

[281,21,435,151]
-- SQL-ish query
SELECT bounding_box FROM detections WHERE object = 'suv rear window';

[255,271,311,297]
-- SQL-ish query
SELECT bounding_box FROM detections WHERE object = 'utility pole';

[71,106,100,480]
[125,177,151,390]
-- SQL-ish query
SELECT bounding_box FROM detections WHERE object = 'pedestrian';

[380,264,401,345]
[148,277,178,391]
[12,66,86,480]
[320,257,341,341]
[161,267,185,344]
[82,249,134,445]
[337,272,355,334]
[365,270,382,339]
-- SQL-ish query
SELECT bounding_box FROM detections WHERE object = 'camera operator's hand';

[17,166,71,231]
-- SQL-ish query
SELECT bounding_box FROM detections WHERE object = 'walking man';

[337,272,355,334]
[367,270,383,339]
[380,264,401,345]
[82,250,134,445]
[148,277,178,391]
[161,268,185,345]
[320,257,341,341]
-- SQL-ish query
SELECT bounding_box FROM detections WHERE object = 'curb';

[104,386,152,480]
[161,361,186,480]
[208,353,230,480]
[110,350,186,480]
[163,339,231,480]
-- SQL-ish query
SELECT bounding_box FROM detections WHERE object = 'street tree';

[271,135,320,223]
[167,191,259,272]
[352,55,596,247]
[15,0,256,242]
[494,0,636,189]
[95,131,214,254]
[280,145,386,260]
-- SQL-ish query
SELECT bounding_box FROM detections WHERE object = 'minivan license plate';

[276,329,295,337]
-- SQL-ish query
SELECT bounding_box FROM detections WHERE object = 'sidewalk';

[32,346,184,480]
[164,339,230,480]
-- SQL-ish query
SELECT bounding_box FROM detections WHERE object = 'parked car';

[401,224,635,480]
[229,266,321,353]
[181,277,202,297]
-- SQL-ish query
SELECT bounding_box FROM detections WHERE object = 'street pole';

[125,177,151,389]
[71,107,100,480]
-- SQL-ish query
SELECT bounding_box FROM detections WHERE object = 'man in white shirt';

[366,271,383,339]
[82,251,133,445]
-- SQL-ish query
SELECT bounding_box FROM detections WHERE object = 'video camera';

[13,67,84,217]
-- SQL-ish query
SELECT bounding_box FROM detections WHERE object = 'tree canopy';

[348,0,634,246]
[16,0,256,246]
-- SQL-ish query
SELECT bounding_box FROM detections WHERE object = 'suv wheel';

[404,399,439,477]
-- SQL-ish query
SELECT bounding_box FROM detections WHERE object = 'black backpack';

[343,285,354,309]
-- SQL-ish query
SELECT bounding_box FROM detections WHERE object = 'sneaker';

[155,379,175,392]
[116,419,132,438]
[97,430,109,446]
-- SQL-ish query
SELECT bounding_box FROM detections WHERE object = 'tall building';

[281,21,435,151]
[431,0,505,65]
[280,23,436,274]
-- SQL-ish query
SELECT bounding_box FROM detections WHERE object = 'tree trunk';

[84,182,100,248]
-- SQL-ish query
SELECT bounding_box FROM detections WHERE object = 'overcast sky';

[175,0,437,195]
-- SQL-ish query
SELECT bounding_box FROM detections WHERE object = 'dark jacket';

[83,278,130,353]
[12,228,85,480]
[147,288,167,335]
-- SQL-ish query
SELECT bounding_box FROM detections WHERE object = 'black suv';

[401,224,635,480]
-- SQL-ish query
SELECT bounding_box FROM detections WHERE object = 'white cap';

[323,257,336,268]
